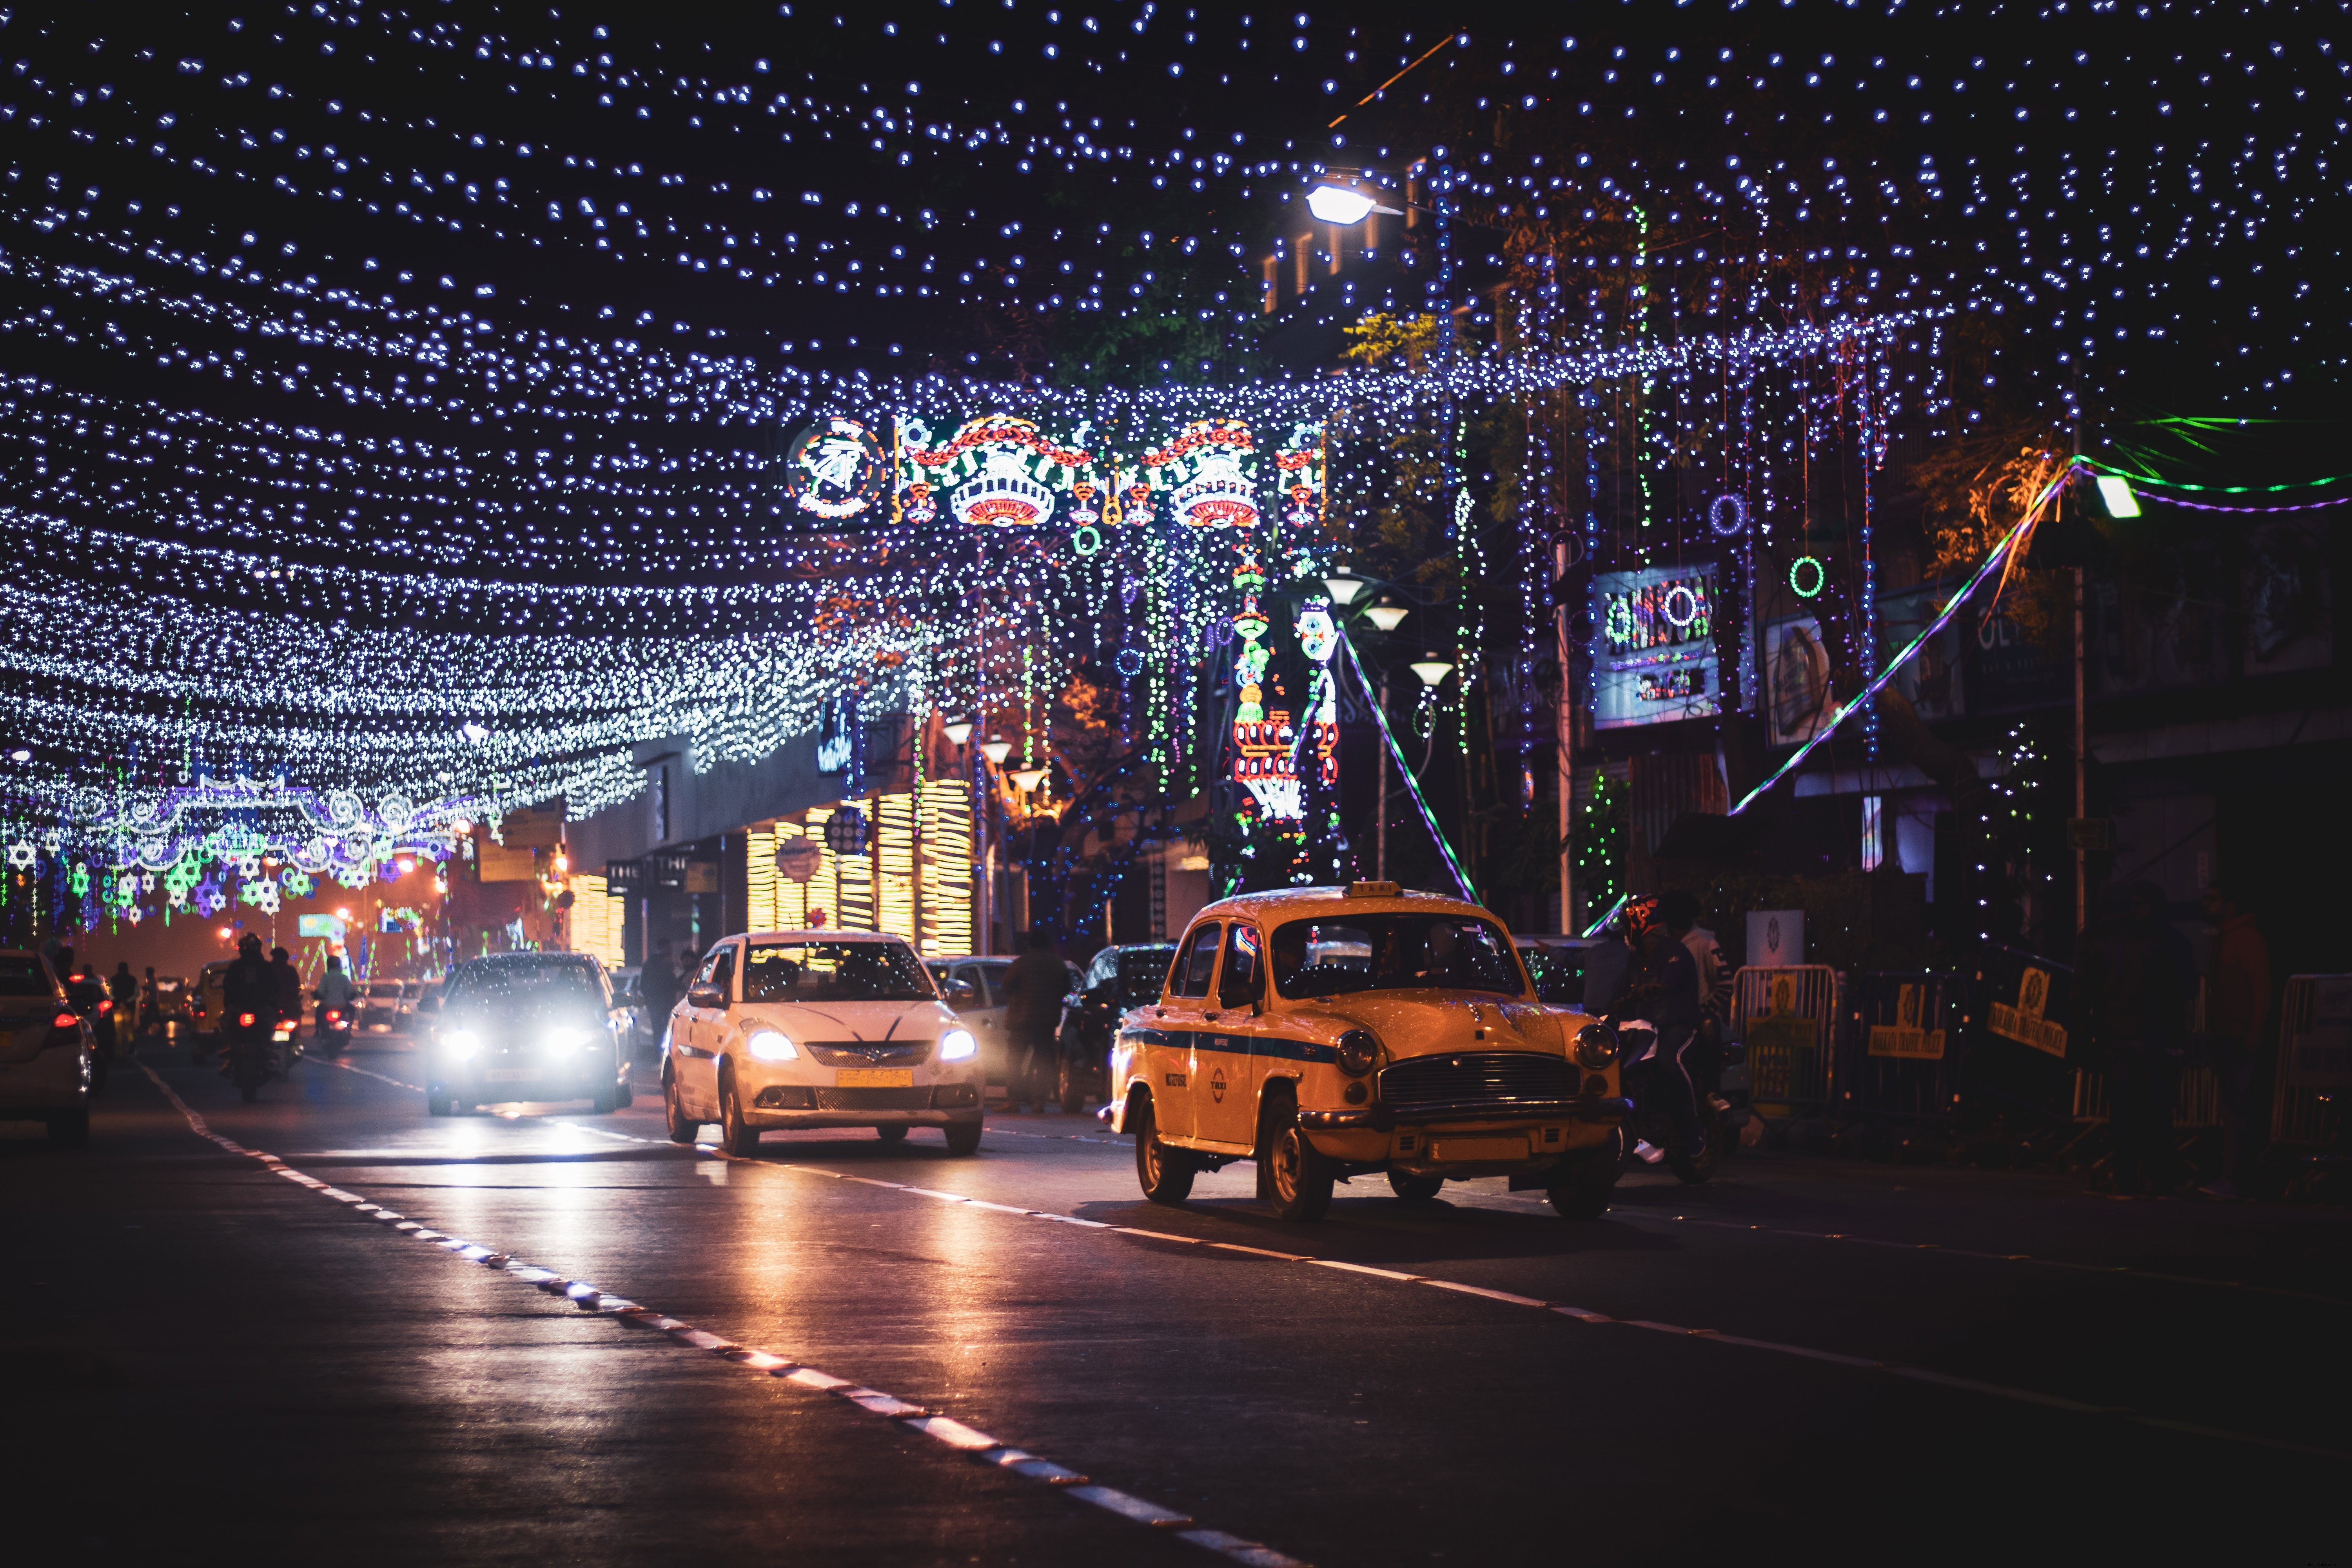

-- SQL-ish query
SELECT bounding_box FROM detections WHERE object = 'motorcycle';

[221,1011,278,1102]
[316,1005,352,1058]
[1610,1017,1744,1185]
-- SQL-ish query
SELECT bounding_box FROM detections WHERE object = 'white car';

[665,930,984,1156]
[0,949,95,1144]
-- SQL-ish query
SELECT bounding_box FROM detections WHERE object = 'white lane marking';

[132,1061,1308,1567]
[741,1157,2352,1464]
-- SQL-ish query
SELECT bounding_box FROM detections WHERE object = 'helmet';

[1619,896,1660,940]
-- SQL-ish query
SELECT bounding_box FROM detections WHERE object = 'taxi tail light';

[237,1012,257,1028]
[54,1011,78,1030]
[98,998,113,1014]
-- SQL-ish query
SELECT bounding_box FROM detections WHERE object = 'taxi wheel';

[944,1120,983,1156]
[1548,1147,1617,1219]
[1387,1171,1445,1203]
[719,1070,760,1157]
[1057,1058,1085,1116]
[663,1070,696,1145]
[875,1124,909,1144]
[1268,1125,1335,1223]
[1132,1098,1195,1205]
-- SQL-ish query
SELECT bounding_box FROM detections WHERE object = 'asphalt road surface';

[6,1037,2345,1567]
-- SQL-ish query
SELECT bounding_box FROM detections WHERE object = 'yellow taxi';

[1108,883,1628,1221]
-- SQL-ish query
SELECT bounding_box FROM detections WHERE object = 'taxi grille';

[807,1041,933,1067]
[815,1087,934,1111]
[1380,1052,1573,1109]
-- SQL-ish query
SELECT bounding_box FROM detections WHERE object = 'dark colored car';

[1054,943,1176,1114]
[421,953,634,1117]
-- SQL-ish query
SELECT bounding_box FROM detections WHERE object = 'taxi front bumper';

[1298,1093,1630,1130]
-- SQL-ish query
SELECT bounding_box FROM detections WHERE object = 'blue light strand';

[1339,632,1478,904]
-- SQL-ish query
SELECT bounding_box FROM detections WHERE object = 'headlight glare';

[443,1028,480,1060]
[1336,1028,1379,1077]
[747,1029,798,1062]
[1573,1022,1620,1070]
[938,1027,978,1062]
[541,1026,589,1051]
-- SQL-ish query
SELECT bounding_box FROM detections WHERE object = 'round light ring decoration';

[1114,648,1145,678]
[1069,523,1103,557]
[784,417,889,520]
[1790,555,1827,599]
[1662,584,1702,629]
[1709,493,1749,538]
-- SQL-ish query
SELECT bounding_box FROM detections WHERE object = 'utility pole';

[1555,537,1574,933]
[1376,679,1390,881]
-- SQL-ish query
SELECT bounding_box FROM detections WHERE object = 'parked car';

[0,949,96,1142]
[420,954,633,1117]
[1108,882,1628,1221]
[1513,936,1606,1007]
[667,929,982,1156]
[610,965,654,1058]
[924,955,1013,1090]
[1055,942,1176,1113]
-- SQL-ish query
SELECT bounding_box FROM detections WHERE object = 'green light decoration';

[1731,463,2078,817]
[1789,555,1827,599]
[2076,455,2352,494]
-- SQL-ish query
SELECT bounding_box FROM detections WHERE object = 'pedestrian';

[642,939,678,1038]
[2079,882,2194,1197]
[2198,880,2271,1202]
[999,928,1070,1113]
[107,961,138,1056]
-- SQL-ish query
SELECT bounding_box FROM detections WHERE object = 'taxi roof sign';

[1346,880,1402,898]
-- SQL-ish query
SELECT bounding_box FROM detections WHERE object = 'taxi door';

[1144,922,1221,1139]
[674,944,732,1119]
[1194,922,1269,1147]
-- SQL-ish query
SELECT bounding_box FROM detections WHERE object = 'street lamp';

[1007,764,1049,794]
[1305,179,1405,227]
[942,717,975,746]
[1365,599,1410,632]
[1409,659,1455,688]
[978,737,1012,766]
[1322,570,1367,605]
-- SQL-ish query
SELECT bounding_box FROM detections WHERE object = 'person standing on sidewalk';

[2199,881,2272,1201]
[999,929,1070,1113]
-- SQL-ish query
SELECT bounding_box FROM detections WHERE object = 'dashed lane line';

[134,1062,1307,1568]
[740,1155,2352,1466]
[300,1058,2350,1456]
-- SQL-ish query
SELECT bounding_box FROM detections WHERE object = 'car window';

[1172,925,1221,999]
[1085,950,1118,990]
[1117,948,1173,1006]
[1519,947,1586,1006]
[0,954,53,998]
[1218,924,1264,1009]
[449,959,603,1007]
[973,961,1011,1005]
[1269,914,1525,1000]
[742,941,933,1002]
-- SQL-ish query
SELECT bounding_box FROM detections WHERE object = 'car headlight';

[541,1025,591,1051]
[1336,1028,1379,1077]
[1573,1022,1619,1070]
[938,1027,978,1062]
[443,1028,481,1060]
[747,1029,798,1062]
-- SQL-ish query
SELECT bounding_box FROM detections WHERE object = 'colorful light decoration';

[1789,556,1828,599]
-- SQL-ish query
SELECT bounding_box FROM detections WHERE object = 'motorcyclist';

[222,934,274,1076]
[1615,895,1706,1170]
[315,955,358,1043]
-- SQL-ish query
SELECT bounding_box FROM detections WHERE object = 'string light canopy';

[0,0,2332,916]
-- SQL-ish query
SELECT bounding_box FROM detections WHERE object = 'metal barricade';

[2070,1066,2224,1128]
[2271,975,2350,1147]
[1730,964,1839,1115]
[1837,973,1969,1124]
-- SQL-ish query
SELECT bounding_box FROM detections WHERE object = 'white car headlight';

[938,1027,978,1062]
[541,1025,590,1051]
[747,1029,798,1062]
[443,1028,481,1060]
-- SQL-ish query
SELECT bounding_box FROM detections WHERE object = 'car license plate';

[488,1067,534,1082]
[836,1068,914,1088]
[1430,1136,1527,1163]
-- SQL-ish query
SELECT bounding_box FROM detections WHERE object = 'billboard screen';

[1592,565,1722,729]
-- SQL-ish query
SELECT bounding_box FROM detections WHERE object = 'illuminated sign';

[1592,565,1722,728]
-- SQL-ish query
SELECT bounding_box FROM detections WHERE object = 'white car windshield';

[1270,915,1525,1000]
[743,942,935,1003]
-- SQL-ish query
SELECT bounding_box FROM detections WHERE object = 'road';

[5,1036,2345,1566]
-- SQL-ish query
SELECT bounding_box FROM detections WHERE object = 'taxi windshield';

[743,942,934,1003]
[1269,914,1525,1000]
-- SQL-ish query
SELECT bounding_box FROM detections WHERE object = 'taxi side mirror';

[942,978,978,1005]
[687,982,726,1010]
